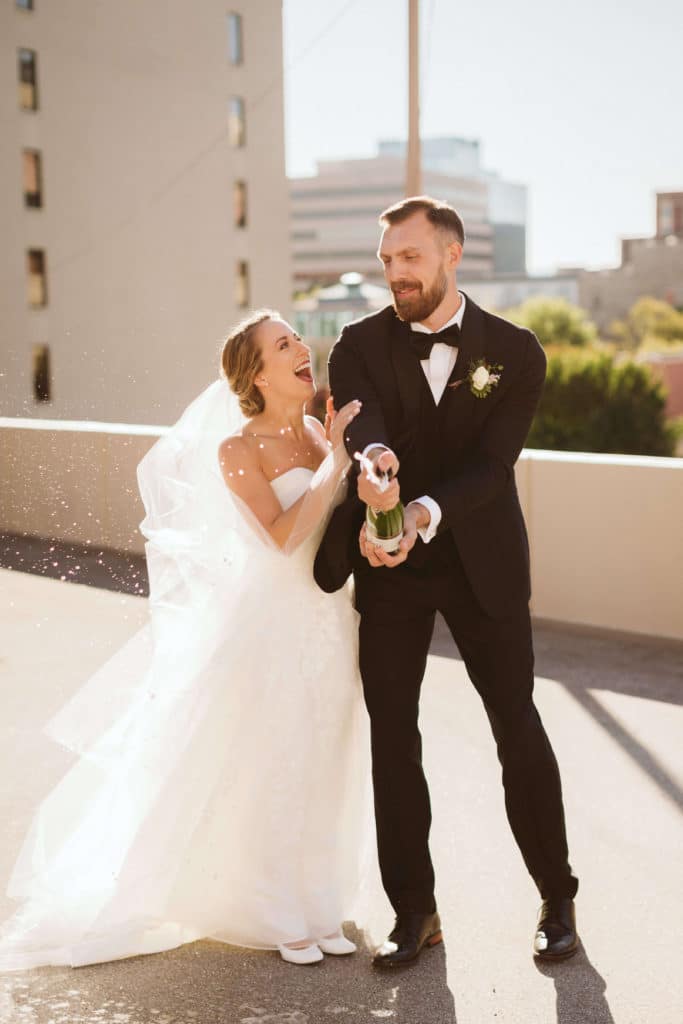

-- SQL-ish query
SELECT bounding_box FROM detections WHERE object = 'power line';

[254,0,361,109]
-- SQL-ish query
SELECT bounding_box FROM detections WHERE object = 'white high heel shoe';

[318,931,357,955]
[277,941,323,965]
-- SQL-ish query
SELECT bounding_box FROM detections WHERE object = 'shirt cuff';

[414,495,442,544]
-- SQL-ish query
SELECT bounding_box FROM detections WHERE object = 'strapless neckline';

[268,466,317,512]
[268,466,315,486]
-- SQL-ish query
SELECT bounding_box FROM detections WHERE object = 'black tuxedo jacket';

[313,295,547,618]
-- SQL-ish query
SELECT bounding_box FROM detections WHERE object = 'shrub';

[610,297,683,350]
[527,347,678,456]
[502,297,596,347]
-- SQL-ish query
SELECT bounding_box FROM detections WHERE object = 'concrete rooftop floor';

[0,565,682,1024]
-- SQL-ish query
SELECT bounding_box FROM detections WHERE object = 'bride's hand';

[328,398,362,453]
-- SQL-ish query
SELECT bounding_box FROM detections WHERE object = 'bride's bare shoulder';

[217,430,260,481]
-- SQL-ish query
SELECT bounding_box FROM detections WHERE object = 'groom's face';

[378,212,459,323]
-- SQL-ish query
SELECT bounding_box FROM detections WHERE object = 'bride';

[0,310,372,969]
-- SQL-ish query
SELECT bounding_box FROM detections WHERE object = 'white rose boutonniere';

[466,358,503,399]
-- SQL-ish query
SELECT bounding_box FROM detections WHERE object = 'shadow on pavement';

[1,923,457,1024]
[533,620,683,815]
[0,533,148,596]
[563,684,683,813]
[534,942,615,1024]
[431,612,683,814]
[531,619,683,708]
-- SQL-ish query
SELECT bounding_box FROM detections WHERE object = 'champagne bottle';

[365,500,404,555]
[354,450,404,555]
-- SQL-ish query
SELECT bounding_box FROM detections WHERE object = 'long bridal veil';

[44,378,351,757]
[45,378,249,757]
[0,379,372,970]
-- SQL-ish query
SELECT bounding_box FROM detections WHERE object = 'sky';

[283,0,683,274]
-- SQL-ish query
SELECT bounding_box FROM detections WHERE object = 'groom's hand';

[357,448,400,511]
[359,501,429,568]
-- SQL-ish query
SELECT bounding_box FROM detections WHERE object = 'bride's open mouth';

[293,359,314,384]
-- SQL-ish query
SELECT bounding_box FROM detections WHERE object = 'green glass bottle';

[365,500,405,555]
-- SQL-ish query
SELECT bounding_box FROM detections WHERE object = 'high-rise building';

[289,136,527,289]
[656,192,683,239]
[1,1,291,424]
[579,190,683,329]
[379,137,527,275]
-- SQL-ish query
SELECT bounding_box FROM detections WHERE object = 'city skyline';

[283,0,683,275]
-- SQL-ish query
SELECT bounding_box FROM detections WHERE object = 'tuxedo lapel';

[446,292,486,393]
[388,311,441,480]
[389,311,424,427]
[438,295,488,438]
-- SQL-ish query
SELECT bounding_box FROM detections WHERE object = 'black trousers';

[355,537,578,915]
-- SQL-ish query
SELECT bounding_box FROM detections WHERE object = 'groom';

[314,196,579,967]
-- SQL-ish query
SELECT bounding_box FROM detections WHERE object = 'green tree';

[527,347,678,456]
[610,296,683,351]
[502,297,597,347]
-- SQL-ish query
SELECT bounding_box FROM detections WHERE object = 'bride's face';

[255,318,315,404]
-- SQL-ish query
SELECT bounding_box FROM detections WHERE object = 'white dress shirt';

[363,292,467,544]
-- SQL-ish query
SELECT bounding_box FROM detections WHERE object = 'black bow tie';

[408,322,461,361]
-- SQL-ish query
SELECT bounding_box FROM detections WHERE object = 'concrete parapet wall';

[0,418,164,557]
[2,419,682,640]
[517,450,683,640]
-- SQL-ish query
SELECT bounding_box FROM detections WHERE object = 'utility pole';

[406,0,422,196]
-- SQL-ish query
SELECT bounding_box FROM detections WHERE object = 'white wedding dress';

[0,387,373,971]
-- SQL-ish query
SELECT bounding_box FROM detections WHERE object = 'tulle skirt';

[0,540,373,970]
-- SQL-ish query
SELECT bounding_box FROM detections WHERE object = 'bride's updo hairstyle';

[220,309,280,416]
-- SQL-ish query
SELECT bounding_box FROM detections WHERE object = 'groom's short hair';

[379,196,465,247]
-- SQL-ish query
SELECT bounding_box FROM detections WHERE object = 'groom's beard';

[391,266,448,323]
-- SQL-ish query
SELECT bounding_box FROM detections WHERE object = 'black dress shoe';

[373,911,443,967]
[533,897,579,961]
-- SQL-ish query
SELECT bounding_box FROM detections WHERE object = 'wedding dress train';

[0,385,373,970]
